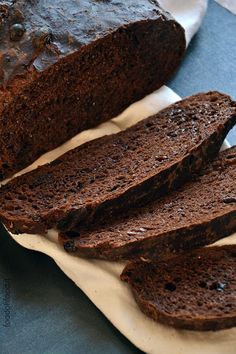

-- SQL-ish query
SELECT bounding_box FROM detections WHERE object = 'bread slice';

[0,0,185,180]
[121,245,236,331]
[59,146,236,260]
[0,92,235,234]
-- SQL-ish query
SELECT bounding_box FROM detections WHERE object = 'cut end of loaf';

[0,0,186,179]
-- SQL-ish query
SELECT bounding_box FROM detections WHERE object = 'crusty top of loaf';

[0,0,175,87]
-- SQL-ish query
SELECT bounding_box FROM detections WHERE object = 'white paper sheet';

[215,0,236,15]
[159,0,208,44]
[9,230,236,354]
[4,1,236,353]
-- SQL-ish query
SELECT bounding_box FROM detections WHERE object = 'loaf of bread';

[60,146,236,260]
[121,245,236,331]
[0,0,186,180]
[0,92,235,235]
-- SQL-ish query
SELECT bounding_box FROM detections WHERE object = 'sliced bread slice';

[121,245,236,331]
[59,146,236,260]
[0,92,236,234]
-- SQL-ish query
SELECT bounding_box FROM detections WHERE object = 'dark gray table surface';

[0,1,235,353]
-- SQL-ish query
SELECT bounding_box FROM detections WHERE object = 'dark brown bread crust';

[121,245,236,331]
[0,0,186,179]
[0,92,235,235]
[59,146,236,260]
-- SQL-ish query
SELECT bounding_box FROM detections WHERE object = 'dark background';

[0,1,235,353]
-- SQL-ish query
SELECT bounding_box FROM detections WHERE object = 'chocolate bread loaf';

[121,245,236,331]
[0,0,186,180]
[60,146,236,260]
[0,92,235,235]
